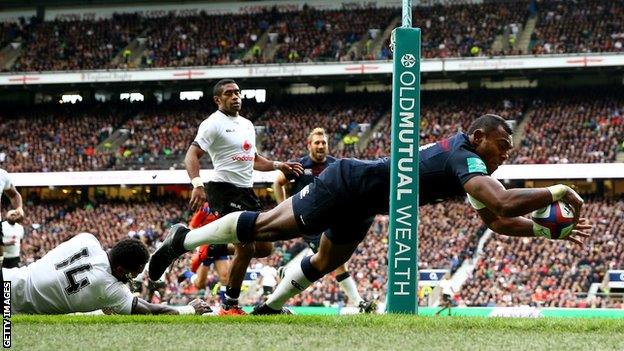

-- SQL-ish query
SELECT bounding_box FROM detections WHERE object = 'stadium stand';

[3,87,624,172]
[8,0,623,71]
[510,88,624,164]
[13,14,148,71]
[0,102,133,172]
[530,0,624,55]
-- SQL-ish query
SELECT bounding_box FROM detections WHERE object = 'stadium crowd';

[271,6,397,63]
[3,88,624,172]
[511,89,624,164]
[139,11,275,68]
[3,0,623,71]
[0,103,129,172]
[398,0,529,60]
[255,92,390,162]
[355,90,525,159]
[12,14,147,72]
[530,0,624,55]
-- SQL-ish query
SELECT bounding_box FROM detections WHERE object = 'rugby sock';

[190,273,198,286]
[222,286,241,308]
[183,212,243,250]
[336,272,364,305]
[218,285,227,303]
[225,287,241,300]
[266,256,321,310]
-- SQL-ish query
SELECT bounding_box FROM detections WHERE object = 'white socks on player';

[266,264,312,310]
[339,276,364,306]
[183,212,242,250]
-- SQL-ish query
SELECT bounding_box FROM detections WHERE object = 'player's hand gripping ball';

[531,201,575,239]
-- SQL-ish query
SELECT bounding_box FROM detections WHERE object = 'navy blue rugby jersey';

[325,133,488,217]
[287,155,337,194]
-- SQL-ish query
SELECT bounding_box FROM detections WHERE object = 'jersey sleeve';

[193,118,218,152]
[0,169,12,190]
[104,281,136,315]
[446,149,488,185]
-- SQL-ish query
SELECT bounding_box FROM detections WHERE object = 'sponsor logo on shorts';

[229,202,243,210]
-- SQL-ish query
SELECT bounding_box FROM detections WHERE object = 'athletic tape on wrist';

[191,177,204,188]
[547,184,567,202]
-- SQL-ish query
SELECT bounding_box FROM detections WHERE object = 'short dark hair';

[213,78,237,97]
[110,238,149,271]
[467,114,512,135]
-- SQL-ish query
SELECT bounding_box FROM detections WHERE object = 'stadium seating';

[530,0,624,55]
[13,14,147,71]
[356,90,524,159]
[511,89,624,164]
[0,103,131,172]
[3,88,624,172]
[255,92,390,161]
[272,7,397,63]
[6,0,623,72]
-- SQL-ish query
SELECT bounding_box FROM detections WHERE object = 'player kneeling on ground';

[2,233,210,315]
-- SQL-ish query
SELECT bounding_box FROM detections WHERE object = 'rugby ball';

[531,201,575,239]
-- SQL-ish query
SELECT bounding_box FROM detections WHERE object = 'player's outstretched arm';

[475,206,593,248]
[464,175,583,218]
[131,297,211,315]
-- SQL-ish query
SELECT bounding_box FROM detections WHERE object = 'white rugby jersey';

[0,169,13,220]
[3,233,135,314]
[1,221,24,258]
[193,110,256,188]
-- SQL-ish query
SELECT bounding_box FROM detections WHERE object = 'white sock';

[190,274,198,286]
[266,262,312,310]
[338,276,364,306]
[183,212,242,250]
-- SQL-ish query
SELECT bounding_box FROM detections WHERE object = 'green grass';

[12,314,624,351]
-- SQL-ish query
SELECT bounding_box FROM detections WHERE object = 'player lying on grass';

[2,233,211,315]
[149,114,592,314]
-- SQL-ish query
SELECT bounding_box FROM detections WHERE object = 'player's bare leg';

[220,242,272,315]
